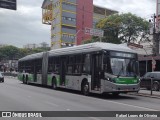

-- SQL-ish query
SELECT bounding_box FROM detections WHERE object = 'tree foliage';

[0,46,50,61]
[84,13,149,44]
[0,46,19,60]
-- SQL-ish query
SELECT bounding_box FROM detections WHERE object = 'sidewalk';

[128,89,160,99]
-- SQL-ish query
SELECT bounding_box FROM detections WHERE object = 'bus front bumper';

[104,82,140,93]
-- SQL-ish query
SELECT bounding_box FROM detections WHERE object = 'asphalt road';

[0,77,160,120]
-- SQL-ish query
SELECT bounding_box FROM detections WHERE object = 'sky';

[0,0,156,48]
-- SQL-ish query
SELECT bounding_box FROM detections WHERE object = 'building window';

[51,34,56,39]
[62,25,76,30]
[62,33,75,39]
[63,2,76,8]
[62,16,76,22]
[53,1,60,9]
[71,18,76,21]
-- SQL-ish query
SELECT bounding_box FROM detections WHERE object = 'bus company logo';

[2,112,11,117]
[1,112,42,118]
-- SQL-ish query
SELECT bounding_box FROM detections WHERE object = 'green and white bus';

[18,42,140,95]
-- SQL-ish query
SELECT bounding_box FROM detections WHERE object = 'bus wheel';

[82,82,89,96]
[112,93,120,96]
[22,75,25,84]
[52,78,57,90]
[152,82,159,91]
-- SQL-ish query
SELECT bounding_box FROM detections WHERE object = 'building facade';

[23,44,39,49]
[42,0,117,49]
[23,42,49,49]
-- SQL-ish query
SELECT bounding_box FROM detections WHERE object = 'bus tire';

[82,81,89,96]
[26,75,29,85]
[52,77,57,90]
[112,93,120,96]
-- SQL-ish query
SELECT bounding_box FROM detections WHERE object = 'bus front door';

[91,54,102,91]
[60,57,66,86]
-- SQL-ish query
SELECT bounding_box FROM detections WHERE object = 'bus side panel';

[65,75,90,91]
[28,74,34,82]
[47,74,52,86]
[65,75,81,90]
[51,74,60,87]
[18,73,23,81]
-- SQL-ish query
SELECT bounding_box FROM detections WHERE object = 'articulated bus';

[18,42,140,95]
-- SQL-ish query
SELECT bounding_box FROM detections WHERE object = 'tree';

[0,46,20,60]
[0,46,51,61]
[85,13,149,44]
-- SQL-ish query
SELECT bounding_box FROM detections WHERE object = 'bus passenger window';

[67,65,72,74]
[82,54,90,73]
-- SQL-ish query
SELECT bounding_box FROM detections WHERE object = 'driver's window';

[152,73,157,78]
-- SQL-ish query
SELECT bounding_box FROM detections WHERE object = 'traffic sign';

[152,59,156,71]
[0,0,16,10]
[152,59,156,65]
[85,27,104,37]
[127,42,143,48]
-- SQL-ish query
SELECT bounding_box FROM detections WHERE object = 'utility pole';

[149,14,159,72]
[150,14,159,55]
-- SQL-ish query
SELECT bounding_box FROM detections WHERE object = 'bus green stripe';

[28,74,34,82]
[47,75,52,86]
[18,74,23,81]
[115,77,138,84]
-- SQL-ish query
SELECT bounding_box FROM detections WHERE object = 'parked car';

[0,72,4,82]
[140,72,160,91]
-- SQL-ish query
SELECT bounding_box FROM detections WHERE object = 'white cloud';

[93,0,156,18]
[0,0,157,47]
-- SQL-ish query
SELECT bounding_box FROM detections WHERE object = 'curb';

[128,93,160,99]
[4,76,17,80]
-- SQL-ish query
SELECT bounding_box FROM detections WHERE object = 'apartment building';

[42,0,117,49]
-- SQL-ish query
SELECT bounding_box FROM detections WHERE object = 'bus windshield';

[103,51,138,77]
[110,58,137,77]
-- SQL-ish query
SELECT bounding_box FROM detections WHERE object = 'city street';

[0,0,159,120]
[0,77,160,120]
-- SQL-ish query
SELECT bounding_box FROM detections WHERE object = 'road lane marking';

[89,117,102,120]
[105,100,158,111]
[45,101,59,107]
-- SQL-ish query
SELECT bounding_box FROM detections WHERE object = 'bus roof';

[19,52,44,61]
[48,42,137,56]
[19,42,137,61]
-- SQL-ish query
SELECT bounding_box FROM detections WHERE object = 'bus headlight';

[138,78,141,83]
[107,78,116,83]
